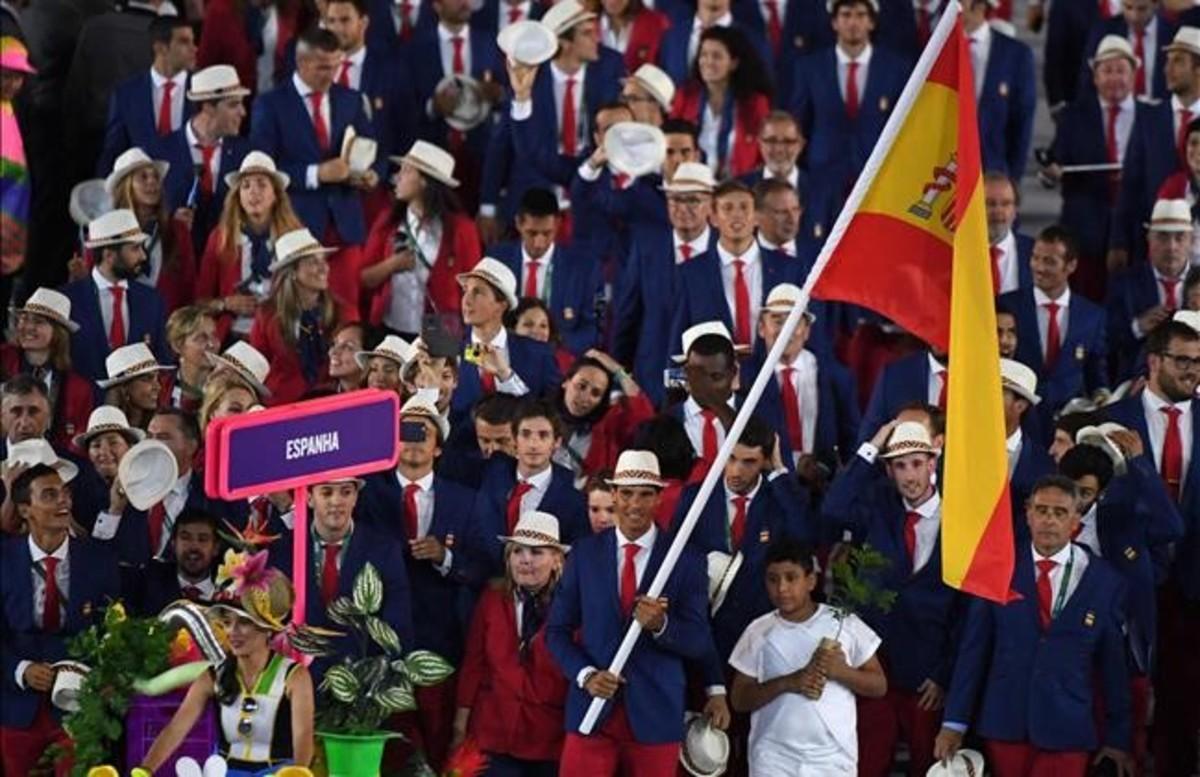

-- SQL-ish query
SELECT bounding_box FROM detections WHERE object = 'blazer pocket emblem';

[759,530,770,543]
[563,307,575,320]
[1075,345,1086,361]
[879,96,890,112]
[793,35,805,49]
[998,81,1009,98]
[1123,546,1137,560]
[1083,611,1095,627]
[445,533,455,548]
[374,97,384,111]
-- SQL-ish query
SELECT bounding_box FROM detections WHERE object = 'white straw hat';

[72,405,146,450]
[267,227,336,274]
[630,63,675,111]
[105,147,170,197]
[1174,309,1200,334]
[604,122,666,179]
[1000,358,1041,406]
[662,161,717,194]
[356,334,417,370]
[97,343,172,390]
[118,439,180,511]
[672,321,733,363]
[1164,26,1200,58]
[925,749,986,777]
[1090,34,1140,69]
[541,0,596,35]
[706,550,743,615]
[3,438,79,484]
[1145,199,1193,233]
[208,341,272,400]
[186,64,251,101]
[224,150,290,191]
[10,288,80,333]
[498,19,559,65]
[50,661,90,713]
[85,209,149,249]
[607,449,666,488]
[457,257,519,310]
[680,712,730,777]
[762,282,816,321]
[880,421,940,458]
[1076,422,1129,477]
[498,510,570,552]
[390,140,460,187]
[401,391,450,443]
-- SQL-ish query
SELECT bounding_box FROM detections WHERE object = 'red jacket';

[361,209,482,327]
[156,218,197,314]
[1158,171,1191,200]
[197,0,298,94]
[581,392,656,477]
[0,345,94,455]
[671,84,768,178]
[621,9,672,71]
[197,226,259,342]
[248,302,354,406]
[455,585,567,762]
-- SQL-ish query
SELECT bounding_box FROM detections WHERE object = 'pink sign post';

[205,389,401,622]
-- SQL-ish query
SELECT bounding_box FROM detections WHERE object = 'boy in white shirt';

[729,539,886,776]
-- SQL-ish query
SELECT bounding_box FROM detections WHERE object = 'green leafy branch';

[827,544,898,640]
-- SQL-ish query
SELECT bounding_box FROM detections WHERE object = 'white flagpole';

[577,2,963,735]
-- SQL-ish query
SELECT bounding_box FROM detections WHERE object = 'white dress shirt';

[1033,286,1072,360]
[521,243,555,303]
[758,235,797,257]
[256,5,280,93]
[15,537,70,688]
[1075,503,1101,557]
[683,395,729,459]
[1099,94,1136,166]
[397,470,455,574]
[726,477,764,543]
[499,0,532,29]
[1172,94,1200,140]
[470,326,531,395]
[777,350,818,457]
[717,240,764,343]
[835,44,872,106]
[1032,542,1089,615]
[177,574,217,600]
[1006,427,1023,476]
[687,12,733,67]
[991,230,1020,294]
[1131,19,1157,100]
[926,353,948,407]
[150,67,187,133]
[185,119,225,191]
[905,490,941,574]
[393,0,419,34]
[293,72,331,189]
[550,61,588,155]
[91,267,130,345]
[339,46,367,91]
[601,14,631,54]
[674,226,711,265]
[438,23,472,77]
[966,23,991,99]
[1142,388,1193,492]
[762,165,801,191]
[512,463,554,515]
[385,209,440,334]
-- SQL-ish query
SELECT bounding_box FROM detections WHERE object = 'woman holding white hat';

[452,511,570,774]
[198,151,304,339]
[1,288,94,452]
[599,0,670,71]
[360,140,482,340]
[107,146,198,313]
[75,405,145,484]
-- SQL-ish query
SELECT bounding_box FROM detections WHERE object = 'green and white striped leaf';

[326,596,361,626]
[375,682,416,713]
[404,650,455,686]
[366,616,402,656]
[353,563,384,615]
[323,665,360,703]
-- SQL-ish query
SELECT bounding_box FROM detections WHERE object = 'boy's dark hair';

[472,393,519,426]
[713,179,754,202]
[1036,224,1079,262]
[172,508,220,540]
[830,0,877,17]
[765,538,818,572]
[11,464,60,507]
[517,187,561,220]
[150,16,191,46]
[511,397,564,439]
[326,0,369,15]
[737,415,776,459]
[1058,445,1115,494]
[661,118,699,142]
[152,407,201,443]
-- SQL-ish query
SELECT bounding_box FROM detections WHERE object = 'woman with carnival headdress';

[140,550,315,776]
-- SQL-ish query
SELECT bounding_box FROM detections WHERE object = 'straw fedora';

[69,179,112,228]
[390,140,460,188]
[356,334,417,370]
[73,405,146,451]
[672,321,733,363]
[679,712,730,777]
[210,550,294,632]
[401,391,450,442]
[706,550,743,614]
[97,343,172,390]
[50,661,90,713]
[925,749,986,777]
[118,439,179,511]
[1145,199,1193,233]
[762,282,817,321]
[1164,26,1200,59]
[1090,34,1140,69]
[541,0,596,35]
[4,438,79,483]
[880,421,940,458]
[208,341,272,400]
[498,510,571,552]
[186,64,251,101]
[662,161,717,194]
[267,227,336,274]
[1076,422,1130,477]
[224,150,290,191]
[457,257,519,310]
[825,0,879,12]
[10,288,80,333]
[433,74,494,132]
[498,19,559,65]
[607,450,666,488]
[0,37,36,74]
[1000,358,1041,406]
[105,147,170,198]
[604,122,667,179]
[1174,309,1200,335]
[85,209,149,249]
[630,64,675,111]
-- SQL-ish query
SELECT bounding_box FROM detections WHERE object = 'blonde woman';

[163,305,220,413]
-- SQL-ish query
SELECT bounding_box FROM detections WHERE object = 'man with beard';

[62,210,168,384]
[134,508,221,616]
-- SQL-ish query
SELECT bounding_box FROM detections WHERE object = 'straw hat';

[69,179,113,228]
[604,122,667,178]
[1145,199,1193,233]
[10,288,80,333]
[541,0,596,35]
[679,712,730,777]
[85,209,149,249]
[433,74,494,132]
[1164,26,1200,59]
[629,64,675,111]
[356,334,416,370]
[390,140,460,188]
[1174,309,1200,335]
[118,439,179,511]
[925,749,986,777]
[1076,422,1129,477]
[207,341,272,400]
[73,406,146,450]
[457,257,519,310]
[880,421,940,458]
[97,344,172,390]
[672,321,733,363]
[762,282,817,321]
[223,150,290,191]
[105,147,170,198]
[498,510,571,552]
[706,550,743,614]
[1000,358,1041,405]
[662,162,717,194]
[401,390,450,443]
[1090,34,1140,69]
[267,227,336,274]
[186,64,251,101]
[0,37,36,74]
[50,661,90,713]
[498,19,559,65]
[607,450,666,488]
[211,550,294,632]
[4,438,79,484]
[825,0,879,12]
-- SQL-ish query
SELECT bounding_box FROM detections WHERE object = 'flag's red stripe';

[811,212,953,350]
[927,25,960,90]
[956,482,1016,601]
[954,18,983,224]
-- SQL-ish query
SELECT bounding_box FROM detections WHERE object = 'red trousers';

[559,703,679,777]
[984,739,1089,777]
[1152,588,1200,777]
[384,677,458,773]
[0,698,73,777]
[856,687,941,777]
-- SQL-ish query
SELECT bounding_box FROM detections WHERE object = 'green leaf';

[326,596,361,626]
[375,682,416,713]
[353,563,384,615]
[404,650,455,686]
[365,616,402,656]
[323,665,360,703]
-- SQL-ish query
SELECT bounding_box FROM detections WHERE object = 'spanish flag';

[810,5,1014,601]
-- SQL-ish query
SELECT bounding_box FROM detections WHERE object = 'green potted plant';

[317,562,455,777]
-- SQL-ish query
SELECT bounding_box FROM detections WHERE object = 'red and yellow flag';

[810,6,1013,601]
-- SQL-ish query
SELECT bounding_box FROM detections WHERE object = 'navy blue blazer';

[672,475,813,659]
[944,544,1131,752]
[156,128,250,255]
[98,70,194,176]
[358,47,420,164]
[470,0,546,33]
[132,559,212,618]
[1043,0,1102,109]
[655,17,772,86]
[492,241,603,356]
[1105,262,1171,382]
[96,477,215,570]
[1006,232,1035,292]
[365,0,437,56]
[732,0,810,100]
[822,456,963,692]
[249,79,377,244]
[356,471,480,662]
[1113,99,1180,262]
[269,521,414,683]
[61,276,167,385]
[976,30,1037,180]
[1,536,120,728]
[403,24,505,154]
[546,527,712,743]
[449,328,562,418]
[998,288,1108,427]
[567,168,667,268]
[1078,16,1173,102]
[858,350,934,444]
[1106,394,1200,602]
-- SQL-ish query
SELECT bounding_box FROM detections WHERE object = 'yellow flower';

[216,548,247,587]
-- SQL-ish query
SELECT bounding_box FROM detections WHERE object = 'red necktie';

[507,481,534,533]
[1162,277,1180,309]
[763,0,782,55]
[321,542,342,605]
[730,495,748,549]
[780,367,804,454]
[1098,0,1111,19]
[338,59,352,88]
[308,92,330,153]
[916,6,931,45]
[451,36,465,74]
[732,258,751,347]
[845,61,860,120]
[148,503,167,558]
[937,370,948,410]
[989,244,1002,293]
[562,77,578,156]
[404,483,421,541]
[1035,558,1056,629]
[398,0,414,41]
[903,510,919,565]
[612,172,630,189]
[1161,406,1183,501]
[480,366,496,394]
[197,144,217,197]
[42,557,61,632]
[1043,301,1061,368]
[679,243,694,262]
[524,260,541,298]
[1105,103,1120,164]
[158,80,175,136]
[1179,109,1194,163]
[700,408,719,463]
[620,543,639,616]
[109,285,126,349]
[1133,29,1146,95]
[182,585,202,600]
[507,3,522,23]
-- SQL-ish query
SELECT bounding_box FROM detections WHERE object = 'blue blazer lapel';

[81,281,109,356]
[601,530,621,620]
[7,540,34,631]
[288,83,323,158]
